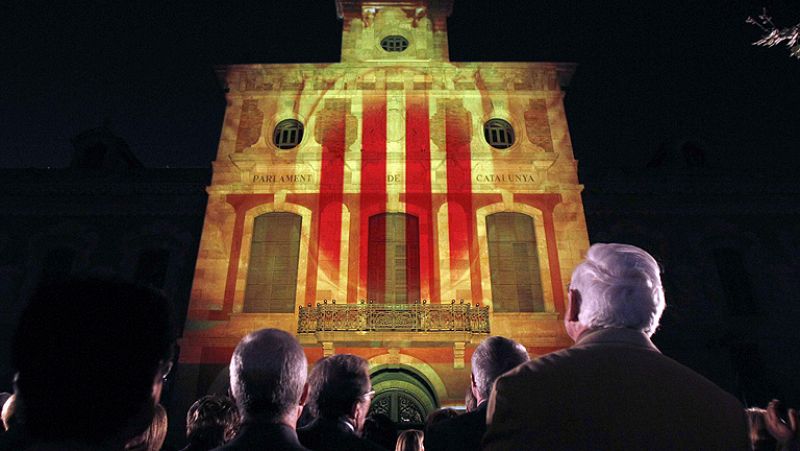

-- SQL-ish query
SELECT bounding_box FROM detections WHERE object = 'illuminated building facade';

[177,0,590,424]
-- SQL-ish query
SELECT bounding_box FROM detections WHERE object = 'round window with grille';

[381,35,409,52]
[273,119,304,149]
[483,119,515,149]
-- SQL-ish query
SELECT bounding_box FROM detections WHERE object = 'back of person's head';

[471,336,530,402]
[395,429,424,451]
[12,277,175,445]
[229,328,307,422]
[185,394,240,449]
[424,407,458,433]
[125,404,168,451]
[363,413,397,450]
[570,243,665,336]
[307,354,371,420]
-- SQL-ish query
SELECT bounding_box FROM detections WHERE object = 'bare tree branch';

[747,8,800,59]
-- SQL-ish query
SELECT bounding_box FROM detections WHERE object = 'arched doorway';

[368,367,438,428]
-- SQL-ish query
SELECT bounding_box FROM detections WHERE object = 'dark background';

[2,0,800,420]
[3,0,799,170]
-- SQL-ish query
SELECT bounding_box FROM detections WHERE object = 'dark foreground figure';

[3,277,176,451]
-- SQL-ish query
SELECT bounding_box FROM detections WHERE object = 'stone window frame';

[381,35,410,52]
[483,118,516,150]
[272,119,305,149]
[485,212,545,313]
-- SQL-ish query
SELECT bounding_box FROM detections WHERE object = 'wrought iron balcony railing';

[298,301,490,334]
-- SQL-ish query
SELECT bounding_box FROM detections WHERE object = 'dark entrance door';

[368,367,437,430]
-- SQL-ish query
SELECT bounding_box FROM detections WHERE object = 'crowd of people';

[0,243,798,450]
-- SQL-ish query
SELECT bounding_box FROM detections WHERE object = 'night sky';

[3,0,799,170]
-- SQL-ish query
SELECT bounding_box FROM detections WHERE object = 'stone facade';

[178,0,590,425]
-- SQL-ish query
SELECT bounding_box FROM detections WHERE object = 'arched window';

[368,213,420,304]
[486,213,544,312]
[369,368,437,427]
[243,213,302,313]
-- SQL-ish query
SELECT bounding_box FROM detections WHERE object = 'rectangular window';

[487,213,544,312]
[243,213,302,313]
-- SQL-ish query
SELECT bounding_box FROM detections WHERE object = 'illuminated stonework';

[178,0,590,415]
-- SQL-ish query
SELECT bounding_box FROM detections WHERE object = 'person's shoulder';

[298,420,386,451]
[498,346,578,380]
[217,423,310,451]
[653,352,743,406]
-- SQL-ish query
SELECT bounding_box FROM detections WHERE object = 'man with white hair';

[483,243,749,450]
[216,328,310,451]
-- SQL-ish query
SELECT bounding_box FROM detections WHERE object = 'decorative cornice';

[215,62,576,95]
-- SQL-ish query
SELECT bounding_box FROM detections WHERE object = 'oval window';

[483,119,515,149]
[381,35,409,52]
[273,119,304,149]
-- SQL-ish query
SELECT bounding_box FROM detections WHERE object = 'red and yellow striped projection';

[180,0,590,408]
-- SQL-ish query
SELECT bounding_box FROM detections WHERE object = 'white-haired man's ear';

[565,289,589,341]
[470,372,481,404]
[299,382,309,407]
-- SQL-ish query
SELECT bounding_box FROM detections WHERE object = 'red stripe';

[317,104,347,297]
[360,94,387,303]
[445,102,478,301]
[405,215,421,302]
[367,215,387,303]
[405,94,434,302]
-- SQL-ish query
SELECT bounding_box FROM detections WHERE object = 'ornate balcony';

[297,300,490,334]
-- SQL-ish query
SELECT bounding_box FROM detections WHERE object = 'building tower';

[178,0,589,425]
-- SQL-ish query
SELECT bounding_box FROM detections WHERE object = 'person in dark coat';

[10,277,176,451]
[298,354,387,451]
[424,336,529,451]
[483,243,750,451]
[215,329,310,451]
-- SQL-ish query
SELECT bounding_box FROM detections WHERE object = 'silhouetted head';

[425,407,459,433]
[12,277,175,446]
[229,328,308,424]
[307,354,373,433]
[363,413,397,449]
[185,394,240,449]
[471,336,530,403]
